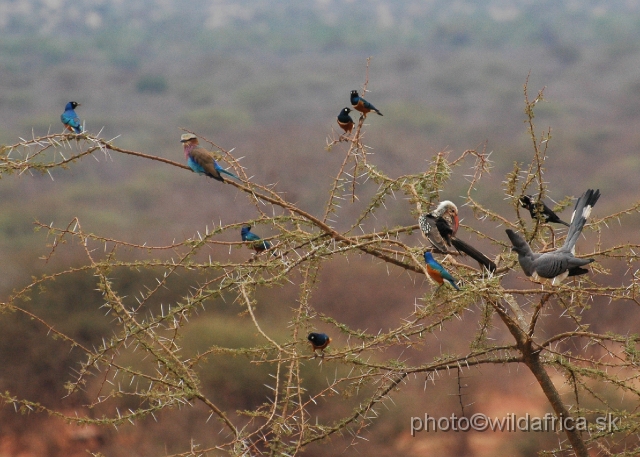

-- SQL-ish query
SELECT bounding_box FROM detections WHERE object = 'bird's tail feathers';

[563,189,600,252]
[220,168,240,181]
[568,265,591,277]
[450,238,496,272]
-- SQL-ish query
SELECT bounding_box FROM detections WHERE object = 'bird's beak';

[452,213,460,233]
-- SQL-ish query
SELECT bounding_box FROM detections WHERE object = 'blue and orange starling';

[308,332,331,357]
[241,225,272,254]
[337,107,355,134]
[61,101,82,134]
[423,251,460,291]
[350,90,383,117]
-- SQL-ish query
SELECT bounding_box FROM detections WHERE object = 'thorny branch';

[1,79,640,457]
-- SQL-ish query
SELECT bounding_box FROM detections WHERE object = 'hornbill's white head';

[432,201,459,234]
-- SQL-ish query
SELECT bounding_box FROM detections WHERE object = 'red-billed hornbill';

[419,201,496,273]
[507,189,600,284]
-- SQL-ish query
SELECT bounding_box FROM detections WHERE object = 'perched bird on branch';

[241,225,272,254]
[337,107,355,134]
[423,252,460,291]
[180,133,239,182]
[308,332,331,357]
[350,90,383,117]
[519,195,570,226]
[419,201,496,272]
[61,101,82,134]
[506,188,601,284]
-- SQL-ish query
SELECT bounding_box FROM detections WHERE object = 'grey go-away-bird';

[506,189,600,284]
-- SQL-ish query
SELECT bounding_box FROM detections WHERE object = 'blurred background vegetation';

[1,0,640,456]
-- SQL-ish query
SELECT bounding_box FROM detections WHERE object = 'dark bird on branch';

[61,101,82,134]
[506,189,601,284]
[350,90,383,117]
[519,195,570,226]
[419,201,496,273]
[308,332,331,357]
[337,107,355,134]
[241,225,272,254]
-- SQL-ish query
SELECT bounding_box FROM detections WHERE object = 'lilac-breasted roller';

[180,133,239,182]
[423,251,460,291]
[61,101,82,134]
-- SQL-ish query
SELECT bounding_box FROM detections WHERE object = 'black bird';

[507,189,600,284]
[419,201,496,273]
[308,332,331,356]
[519,195,570,226]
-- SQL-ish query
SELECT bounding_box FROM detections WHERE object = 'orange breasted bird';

[308,332,331,356]
[350,90,383,117]
[424,251,460,291]
[61,101,82,133]
[337,107,355,134]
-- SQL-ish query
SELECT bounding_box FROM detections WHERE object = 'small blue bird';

[423,251,460,291]
[308,332,331,356]
[180,133,239,182]
[241,225,272,254]
[61,101,82,134]
[350,90,383,117]
[337,107,354,134]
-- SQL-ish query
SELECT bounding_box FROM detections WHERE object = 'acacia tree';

[1,79,640,457]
